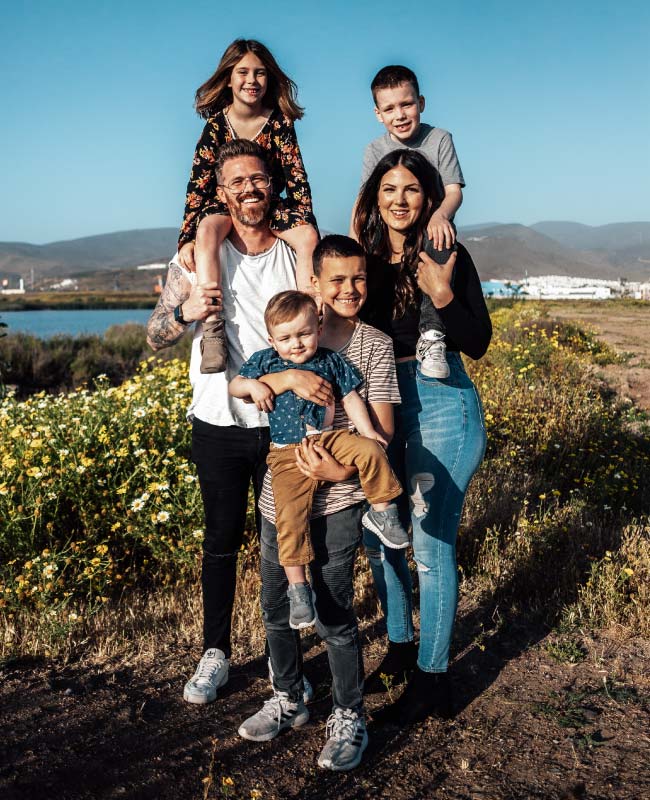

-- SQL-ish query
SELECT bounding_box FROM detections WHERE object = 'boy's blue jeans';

[363,354,486,672]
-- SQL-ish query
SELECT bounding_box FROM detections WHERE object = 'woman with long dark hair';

[354,149,492,724]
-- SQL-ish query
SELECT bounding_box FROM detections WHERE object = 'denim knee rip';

[409,472,435,518]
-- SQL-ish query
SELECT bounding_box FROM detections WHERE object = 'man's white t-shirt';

[184,238,296,427]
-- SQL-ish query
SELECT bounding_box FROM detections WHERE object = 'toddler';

[229,290,409,629]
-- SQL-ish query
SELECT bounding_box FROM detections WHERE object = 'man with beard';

[146,140,331,706]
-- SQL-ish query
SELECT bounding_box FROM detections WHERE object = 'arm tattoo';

[146,264,192,351]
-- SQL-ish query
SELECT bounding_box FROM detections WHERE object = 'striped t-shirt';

[258,321,401,523]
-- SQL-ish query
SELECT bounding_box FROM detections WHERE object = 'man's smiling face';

[216,155,272,226]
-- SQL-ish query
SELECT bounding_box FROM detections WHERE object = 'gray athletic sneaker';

[416,333,450,379]
[267,657,314,704]
[362,504,410,549]
[287,582,316,630]
[238,691,309,742]
[317,708,368,771]
[183,648,229,704]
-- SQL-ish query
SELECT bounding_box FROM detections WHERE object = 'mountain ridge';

[1,222,649,286]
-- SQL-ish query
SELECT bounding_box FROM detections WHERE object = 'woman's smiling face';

[377,165,425,233]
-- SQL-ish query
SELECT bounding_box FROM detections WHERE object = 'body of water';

[1,309,154,338]
[481,280,521,297]
[2,283,519,338]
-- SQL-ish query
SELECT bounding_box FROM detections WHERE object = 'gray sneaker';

[287,582,316,630]
[362,504,410,549]
[238,691,309,742]
[268,657,314,704]
[317,708,368,771]
[416,334,449,379]
[183,648,229,704]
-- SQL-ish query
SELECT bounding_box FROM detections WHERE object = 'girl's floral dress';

[178,108,316,248]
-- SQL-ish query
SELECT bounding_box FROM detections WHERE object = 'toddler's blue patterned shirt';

[239,346,362,444]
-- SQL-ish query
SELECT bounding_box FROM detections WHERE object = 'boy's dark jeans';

[191,419,270,657]
[260,504,365,711]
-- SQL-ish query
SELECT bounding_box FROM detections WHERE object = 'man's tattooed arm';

[146,263,192,351]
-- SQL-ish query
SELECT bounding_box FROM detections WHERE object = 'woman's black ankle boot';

[372,666,454,725]
[364,640,418,694]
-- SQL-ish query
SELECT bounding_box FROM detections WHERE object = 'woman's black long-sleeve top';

[359,242,492,361]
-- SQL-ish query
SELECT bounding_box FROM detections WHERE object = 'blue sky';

[1,0,649,244]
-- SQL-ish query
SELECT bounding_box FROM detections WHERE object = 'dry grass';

[568,521,650,636]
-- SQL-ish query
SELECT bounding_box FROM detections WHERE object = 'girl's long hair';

[354,150,444,319]
[195,39,304,121]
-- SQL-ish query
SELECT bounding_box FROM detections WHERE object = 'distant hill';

[0,229,178,282]
[458,221,650,281]
[2,222,650,289]
[530,221,650,252]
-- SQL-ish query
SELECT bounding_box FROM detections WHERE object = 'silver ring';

[211,297,218,306]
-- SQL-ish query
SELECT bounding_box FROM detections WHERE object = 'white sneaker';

[183,648,229,704]
[238,691,309,742]
[317,708,368,771]
[268,657,314,704]
[416,333,449,379]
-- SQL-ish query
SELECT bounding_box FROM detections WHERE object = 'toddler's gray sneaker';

[238,691,309,742]
[183,648,229,704]
[362,504,410,549]
[287,582,316,630]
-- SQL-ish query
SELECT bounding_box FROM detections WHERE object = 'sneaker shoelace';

[261,693,293,728]
[194,655,224,685]
[416,339,444,361]
[325,709,359,741]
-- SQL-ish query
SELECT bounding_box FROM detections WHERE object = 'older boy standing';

[237,235,401,771]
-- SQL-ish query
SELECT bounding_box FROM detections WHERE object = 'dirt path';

[546,302,650,412]
[2,618,649,800]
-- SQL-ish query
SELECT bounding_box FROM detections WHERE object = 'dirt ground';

[2,301,650,800]
[546,302,650,412]
[2,617,649,800]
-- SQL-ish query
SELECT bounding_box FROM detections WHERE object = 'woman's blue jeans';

[363,354,486,672]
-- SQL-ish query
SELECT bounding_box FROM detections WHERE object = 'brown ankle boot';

[200,318,227,374]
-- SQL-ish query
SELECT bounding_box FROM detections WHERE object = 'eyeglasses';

[219,174,271,193]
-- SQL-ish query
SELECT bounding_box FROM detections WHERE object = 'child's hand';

[178,242,196,272]
[248,380,275,413]
[426,211,457,251]
[417,249,457,308]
